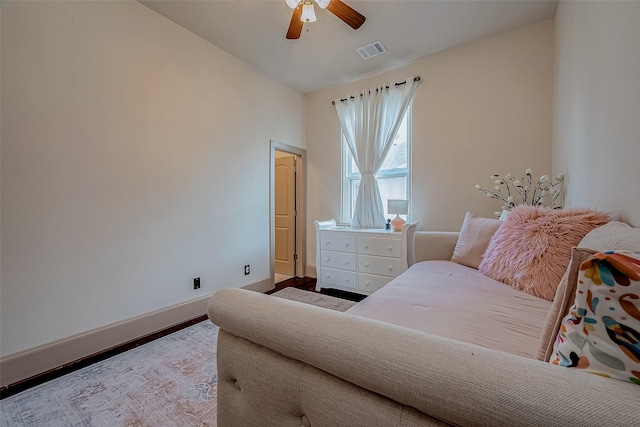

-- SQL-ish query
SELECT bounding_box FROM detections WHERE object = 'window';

[342,111,410,224]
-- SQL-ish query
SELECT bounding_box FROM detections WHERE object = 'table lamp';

[388,199,409,232]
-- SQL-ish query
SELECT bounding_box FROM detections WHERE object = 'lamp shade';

[315,0,330,8]
[301,3,317,22]
[388,199,409,215]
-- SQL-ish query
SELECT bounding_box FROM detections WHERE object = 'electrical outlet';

[193,277,201,290]
[244,265,250,275]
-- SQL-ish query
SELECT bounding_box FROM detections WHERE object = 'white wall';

[553,1,640,227]
[305,20,554,264]
[0,1,304,357]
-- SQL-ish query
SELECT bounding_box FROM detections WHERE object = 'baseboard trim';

[0,294,213,391]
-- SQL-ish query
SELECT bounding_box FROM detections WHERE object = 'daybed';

[208,211,640,426]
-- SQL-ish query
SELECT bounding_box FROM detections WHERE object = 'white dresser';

[314,219,417,295]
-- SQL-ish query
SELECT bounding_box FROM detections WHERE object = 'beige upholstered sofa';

[208,220,640,426]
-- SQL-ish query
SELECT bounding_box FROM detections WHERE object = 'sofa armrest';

[413,231,459,264]
[208,288,640,427]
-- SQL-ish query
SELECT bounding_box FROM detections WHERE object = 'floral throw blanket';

[550,251,640,385]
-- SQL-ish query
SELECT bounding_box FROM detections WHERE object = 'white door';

[275,155,296,275]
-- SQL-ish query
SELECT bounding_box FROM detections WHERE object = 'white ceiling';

[139,0,558,94]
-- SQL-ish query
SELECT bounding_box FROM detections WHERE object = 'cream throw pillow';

[451,212,501,269]
[536,247,598,361]
[579,220,640,252]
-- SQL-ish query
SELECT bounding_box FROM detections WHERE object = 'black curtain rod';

[331,76,421,105]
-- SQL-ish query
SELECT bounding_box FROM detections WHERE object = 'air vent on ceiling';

[356,40,387,60]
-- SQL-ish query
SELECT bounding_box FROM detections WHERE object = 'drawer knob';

[326,257,330,261]
[364,244,369,249]
[365,263,369,267]
[326,274,331,278]
[388,246,392,251]
[346,278,350,282]
[345,260,349,264]
[345,242,349,246]
[326,241,330,245]
[388,266,393,271]
[365,281,370,286]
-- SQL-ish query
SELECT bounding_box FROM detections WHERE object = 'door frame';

[270,140,306,283]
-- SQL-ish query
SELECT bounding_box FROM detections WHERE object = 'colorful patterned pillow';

[549,251,640,385]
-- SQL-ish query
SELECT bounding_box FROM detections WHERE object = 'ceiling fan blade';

[326,0,365,30]
[286,6,303,39]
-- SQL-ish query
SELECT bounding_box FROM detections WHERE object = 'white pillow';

[579,221,640,252]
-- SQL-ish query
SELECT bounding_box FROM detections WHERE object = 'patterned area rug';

[271,287,357,312]
[1,321,219,426]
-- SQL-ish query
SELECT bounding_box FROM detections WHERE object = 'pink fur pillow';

[478,205,609,300]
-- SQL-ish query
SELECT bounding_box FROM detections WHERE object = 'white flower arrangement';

[475,168,565,217]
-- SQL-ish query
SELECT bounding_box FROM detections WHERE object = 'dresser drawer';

[319,233,356,253]
[358,237,402,258]
[320,250,356,272]
[358,273,393,293]
[358,255,403,278]
[319,267,357,290]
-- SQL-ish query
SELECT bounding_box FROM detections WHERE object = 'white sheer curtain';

[334,76,421,228]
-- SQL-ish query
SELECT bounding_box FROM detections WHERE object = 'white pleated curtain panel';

[334,76,421,228]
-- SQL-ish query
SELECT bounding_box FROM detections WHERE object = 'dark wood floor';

[268,275,317,293]
[271,276,367,303]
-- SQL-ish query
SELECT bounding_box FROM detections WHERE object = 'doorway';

[270,141,306,285]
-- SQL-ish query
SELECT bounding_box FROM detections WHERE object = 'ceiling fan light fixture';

[285,0,300,9]
[301,3,317,23]
[285,0,365,39]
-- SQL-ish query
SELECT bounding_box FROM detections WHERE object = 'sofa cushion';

[451,212,501,269]
[346,260,552,358]
[478,206,609,300]
[536,247,598,361]
[549,251,640,385]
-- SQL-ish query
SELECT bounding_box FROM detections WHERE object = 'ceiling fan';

[285,0,366,39]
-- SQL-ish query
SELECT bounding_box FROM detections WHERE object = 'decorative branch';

[475,168,565,217]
